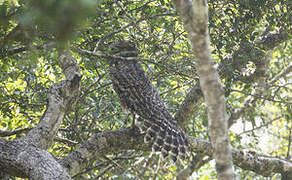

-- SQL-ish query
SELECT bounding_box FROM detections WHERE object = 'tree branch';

[175,29,289,129]
[60,127,147,177]
[0,42,56,59]
[255,30,289,51]
[269,62,292,85]
[0,128,32,137]
[0,49,81,179]
[0,139,72,180]
[22,50,81,149]
[60,127,292,177]
[228,50,272,127]
[177,153,212,180]
[228,53,292,127]
[173,0,234,179]
[174,82,202,129]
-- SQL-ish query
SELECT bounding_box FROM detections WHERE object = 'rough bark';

[173,0,234,179]
[0,50,80,179]
[174,82,203,129]
[60,127,292,177]
[0,128,31,137]
[22,51,81,149]
[2,125,291,178]
[0,139,72,180]
[60,127,147,177]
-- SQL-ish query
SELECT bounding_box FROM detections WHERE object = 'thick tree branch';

[0,139,72,180]
[22,50,81,149]
[190,136,292,177]
[60,127,292,177]
[175,82,202,129]
[173,0,234,179]
[0,49,81,179]
[60,127,147,177]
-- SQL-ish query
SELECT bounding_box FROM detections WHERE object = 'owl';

[108,41,189,162]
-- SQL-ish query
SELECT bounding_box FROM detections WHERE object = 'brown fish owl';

[108,41,189,162]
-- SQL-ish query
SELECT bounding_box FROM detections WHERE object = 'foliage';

[0,0,291,179]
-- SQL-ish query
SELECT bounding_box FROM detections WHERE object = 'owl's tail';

[140,119,189,162]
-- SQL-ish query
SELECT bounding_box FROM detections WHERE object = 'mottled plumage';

[108,41,189,162]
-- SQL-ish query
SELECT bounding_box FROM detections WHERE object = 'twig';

[238,116,283,136]
[54,137,78,146]
[0,128,32,137]
[269,63,292,85]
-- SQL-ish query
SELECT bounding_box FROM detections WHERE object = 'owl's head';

[110,40,138,57]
